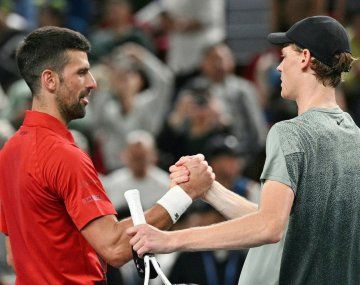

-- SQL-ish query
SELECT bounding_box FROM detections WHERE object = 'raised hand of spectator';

[120,42,147,63]
[168,93,195,130]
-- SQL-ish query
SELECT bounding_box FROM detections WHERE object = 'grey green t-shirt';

[239,107,360,285]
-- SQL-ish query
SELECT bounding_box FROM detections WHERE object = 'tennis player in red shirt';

[0,26,214,284]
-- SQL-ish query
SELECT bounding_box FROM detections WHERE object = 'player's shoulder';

[268,119,305,147]
[35,126,74,151]
[46,138,88,167]
[271,116,307,136]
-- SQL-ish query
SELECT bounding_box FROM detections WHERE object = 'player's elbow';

[264,228,283,244]
[101,244,131,268]
[103,255,121,268]
[100,221,135,267]
[262,218,286,244]
[81,216,134,267]
[105,256,126,268]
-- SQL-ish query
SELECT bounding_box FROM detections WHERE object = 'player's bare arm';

[127,180,294,257]
[203,181,258,219]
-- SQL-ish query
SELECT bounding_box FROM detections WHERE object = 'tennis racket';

[124,189,172,285]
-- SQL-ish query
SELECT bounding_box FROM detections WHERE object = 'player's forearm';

[111,205,173,267]
[144,204,174,230]
[203,181,258,219]
[171,210,283,252]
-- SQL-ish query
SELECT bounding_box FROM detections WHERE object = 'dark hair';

[16,26,91,95]
[292,44,355,88]
[205,135,241,161]
[182,78,212,106]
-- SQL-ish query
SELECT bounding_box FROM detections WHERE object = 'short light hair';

[126,130,154,149]
[291,44,356,88]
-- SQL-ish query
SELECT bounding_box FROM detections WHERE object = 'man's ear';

[300,49,312,69]
[40,69,59,92]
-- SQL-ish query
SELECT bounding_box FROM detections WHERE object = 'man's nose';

[88,71,97,89]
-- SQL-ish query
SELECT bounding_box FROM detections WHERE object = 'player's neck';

[32,95,67,126]
[296,82,337,115]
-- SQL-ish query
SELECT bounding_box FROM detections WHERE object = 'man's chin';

[74,110,86,120]
[280,91,290,100]
[68,107,86,121]
[281,91,297,101]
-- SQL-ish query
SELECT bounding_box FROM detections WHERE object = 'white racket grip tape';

[124,189,146,226]
[144,255,150,285]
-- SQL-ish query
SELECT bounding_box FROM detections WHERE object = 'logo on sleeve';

[82,195,102,204]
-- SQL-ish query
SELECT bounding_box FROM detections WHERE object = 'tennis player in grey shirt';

[127,16,360,285]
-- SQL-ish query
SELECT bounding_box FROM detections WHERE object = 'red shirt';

[0,111,117,285]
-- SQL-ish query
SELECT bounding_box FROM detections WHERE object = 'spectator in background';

[0,119,14,149]
[0,85,8,114]
[65,0,93,35]
[205,135,261,203]
[10,0,93,39]
[12,0,38,29]
[187,43,268,165]
[159,0,225,78]
[90,0,154,60]
[168,206,245,285]
[157,82,231,169]
[70,129,90,154]
[326,0,360,24]
[0,80,31,130]
[271,0,326,32]
[0,3,26,91]
[37,3,65,27]
[136,0,225,87]
[93,43,173,172]
[101,130,170,216]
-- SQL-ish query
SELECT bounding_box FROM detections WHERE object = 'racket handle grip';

[124,189,146,226]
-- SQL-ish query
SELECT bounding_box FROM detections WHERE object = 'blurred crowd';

[0,0,359,284]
